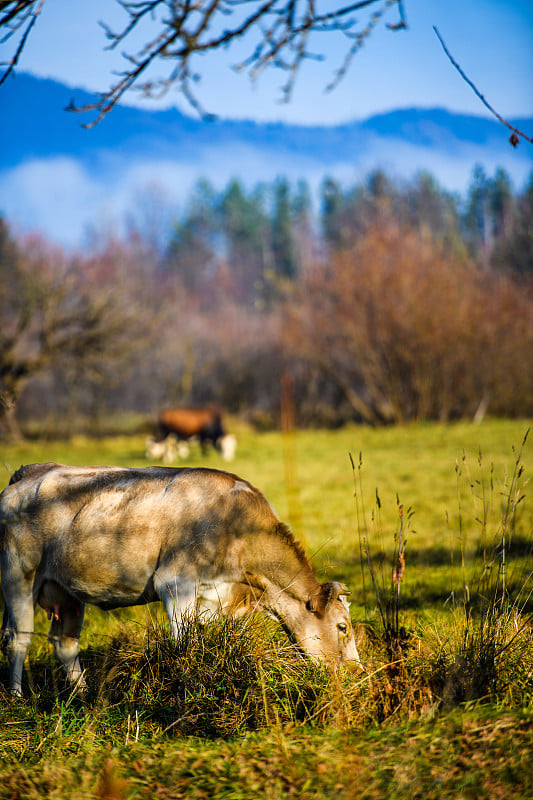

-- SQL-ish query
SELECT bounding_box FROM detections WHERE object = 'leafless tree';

[283,220,533,424]
[0,220,148,439]
[1,0,406,125]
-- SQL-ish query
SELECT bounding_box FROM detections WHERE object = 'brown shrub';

[283,222,533,423]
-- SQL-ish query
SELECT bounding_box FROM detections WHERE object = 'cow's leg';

[2,586,35,697]
[0,544,40,697]
[48,601,87,692]
[156,577,196,639]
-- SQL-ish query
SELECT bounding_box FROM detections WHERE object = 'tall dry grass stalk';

[351,451,414,660]
[351,435,532,718]
[434,430,532,707]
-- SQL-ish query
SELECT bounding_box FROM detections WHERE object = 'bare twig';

[433,26,532,147]
[0,0,406,125]
[364,539,387,633]
[0,0,45,86]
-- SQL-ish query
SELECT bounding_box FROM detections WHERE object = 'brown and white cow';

[157,406,236,460]
[0,463,361,696]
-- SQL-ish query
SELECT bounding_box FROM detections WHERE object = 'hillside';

[1,72,532,245]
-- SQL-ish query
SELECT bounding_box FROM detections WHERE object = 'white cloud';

[0,156,191,247]
[0,150,335,246]
[0,158,103,245]
[1,142,531,248]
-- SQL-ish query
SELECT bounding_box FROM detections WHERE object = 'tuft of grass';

[88,611,333,738]
[86,612,444,737]
[431,430,533,709]
[352,430,533,721]
[430,606,533,710]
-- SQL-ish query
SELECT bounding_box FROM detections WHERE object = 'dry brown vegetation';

[2,218,532,440]
[284,222,533,424]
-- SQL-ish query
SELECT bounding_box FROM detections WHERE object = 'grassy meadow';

[0,418,532,799]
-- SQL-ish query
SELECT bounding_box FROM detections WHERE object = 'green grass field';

[0,418,532,799]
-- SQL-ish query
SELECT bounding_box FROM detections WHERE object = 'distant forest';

[1,164,532,439]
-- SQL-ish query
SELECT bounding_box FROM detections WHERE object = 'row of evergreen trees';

[159,165,532,304]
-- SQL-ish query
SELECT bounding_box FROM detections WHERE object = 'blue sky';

[4,0,533,124]
[1,1,532,247]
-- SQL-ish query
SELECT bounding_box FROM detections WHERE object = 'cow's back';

[0,464,280,605]
[2,462,269,534]
[158,407,224,440]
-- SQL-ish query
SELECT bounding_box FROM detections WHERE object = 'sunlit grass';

[1,419,532,799]
[2,418,532,622]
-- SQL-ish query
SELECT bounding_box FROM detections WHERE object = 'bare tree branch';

[325,0,401,94]
[433,26,532,147]
[2,2,531,140]
[0,0,45,86]
[0,0,406,125]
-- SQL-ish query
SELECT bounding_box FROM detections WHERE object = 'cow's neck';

[251,574,321,657]
[242,521,318,602]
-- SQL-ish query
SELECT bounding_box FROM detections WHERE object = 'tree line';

[161,165,532,300]
[1,165,532,439]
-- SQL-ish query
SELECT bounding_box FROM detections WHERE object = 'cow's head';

[235,574,363,670]
[298,581,363,669]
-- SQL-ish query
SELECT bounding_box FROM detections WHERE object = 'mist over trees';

[1,165,532,439]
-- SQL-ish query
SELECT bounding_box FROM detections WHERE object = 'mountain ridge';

[1,72,532,246]
[3,72,532,167]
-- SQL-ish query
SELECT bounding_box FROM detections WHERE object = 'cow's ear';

[335,582,351,600]
[307,582,351,615]
[307,583,333,616]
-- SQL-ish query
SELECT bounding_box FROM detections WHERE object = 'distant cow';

[0,463,361,696]
[157,406,236,461]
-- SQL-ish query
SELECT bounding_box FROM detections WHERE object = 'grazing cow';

[0,463,362,696]
[157,406,236,460]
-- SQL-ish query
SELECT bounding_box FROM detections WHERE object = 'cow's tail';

[0,604,7,653]
[1,464,56,548]
[0,477,9,644]
[0,511,7,650]
[0,480,9,550]
[2,463,50,550]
